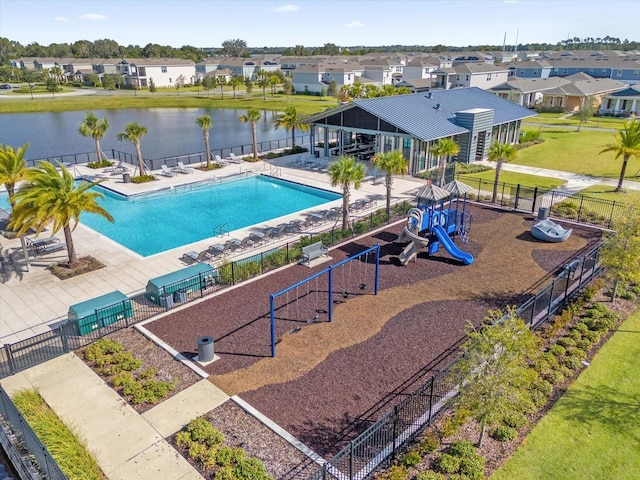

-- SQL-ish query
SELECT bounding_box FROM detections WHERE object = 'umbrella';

[415,183,451,202]
[443,180,474,196]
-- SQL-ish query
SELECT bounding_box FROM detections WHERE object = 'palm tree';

[196,115,213,169]
[9,162,114,266]
[117,122,148,176]
[600,119,640,192]
[78,112,109,162]
[0,142,30,210]
[229,75,243,99]
[430,138,460,186]
[487,142,517,203]
[258,76,269,101]
[274,107,310,148]
[216,76,226,99]
[239,109,262,160]
[328,155,366,231]
[371,150,409,216]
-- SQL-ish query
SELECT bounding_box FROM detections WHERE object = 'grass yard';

[515,128,640,180]
[491,307,640,480]
[0,90,337,116]
[524,115,630,129]
[577,184,640,204]
[458,170,566,190]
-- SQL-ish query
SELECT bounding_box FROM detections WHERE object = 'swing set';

[268,244,381,357]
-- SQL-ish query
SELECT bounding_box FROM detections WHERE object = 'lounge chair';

[160,165,176,177]
[182,250,210,264]
[173,161,193,174]
[27,236,60,251]
[213,154,228,166]
[236,236,257,250]
[103,161,129,175]
[248,232,266,245]
[226,152,243,164]
[296,216,319,231]
[209,244,226,258]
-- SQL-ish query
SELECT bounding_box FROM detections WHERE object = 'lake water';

[0,108,303,161]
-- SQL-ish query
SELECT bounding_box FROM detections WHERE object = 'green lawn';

[515,128,640,180]
[524,115,630,129]
[491,307,640,480]
[0,90,336,116]
[577,185,640,204]
[458,170,566,190]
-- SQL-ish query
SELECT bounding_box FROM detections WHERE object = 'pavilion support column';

[323,127,329,157]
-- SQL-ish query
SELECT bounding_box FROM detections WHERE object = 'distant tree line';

[1,35,638,66]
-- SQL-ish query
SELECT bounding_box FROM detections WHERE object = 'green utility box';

[145,263,216,306]
[67,290,133,336]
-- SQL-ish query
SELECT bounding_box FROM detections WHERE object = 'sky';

[0,0,635,49]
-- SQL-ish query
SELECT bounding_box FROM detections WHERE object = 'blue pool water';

[0,176,340,257]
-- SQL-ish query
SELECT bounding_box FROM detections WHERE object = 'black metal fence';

[457,175,625,228]
[302,243,605,480]
[25,134,312,172]
[0,387,67,480]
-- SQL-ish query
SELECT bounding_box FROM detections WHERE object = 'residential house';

[118,58,196,88]
[490,77,571,108]
[433,63,509,90]
[598,85,640,117]
[539,73,628,111]
[508,60,553,78]
[401,57,441,83]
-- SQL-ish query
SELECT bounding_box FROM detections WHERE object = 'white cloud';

[54,16,70,22]
[272,4,299,13]
[503,0,518,3]
[344,20,364,28]
[79,13,108,21]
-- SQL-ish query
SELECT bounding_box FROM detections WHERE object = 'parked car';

[0,84,11,89]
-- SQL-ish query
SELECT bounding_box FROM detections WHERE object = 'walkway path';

[0,353,228,479]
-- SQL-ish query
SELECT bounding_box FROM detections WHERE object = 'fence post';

[349,441,354,480]
[231,262,236,285]
[427,376,435,425]
[608,201,616,228]
[577,196,585,223]
[60,326,70,353]
[532,187,538,213]
[514,184,520,210]
[392,405,399,461]
[564,269,571,302]
[5,345,16,376]
[547,279,556,315]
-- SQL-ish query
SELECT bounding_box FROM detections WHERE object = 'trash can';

[537,207,549,220]
[122,172,131,183]
[159,293,174,309]
[174,289,187,303]
[197,336,214,362]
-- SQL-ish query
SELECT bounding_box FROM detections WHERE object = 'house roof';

[452,63,509,74]
[490,77,571,94]
[125,58,195,66]
[610,85,640,97]
[543,77,628,97]
[303,87,536,142]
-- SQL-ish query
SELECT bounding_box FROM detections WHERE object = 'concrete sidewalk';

[477,160,640,193]
[1,353,228,480]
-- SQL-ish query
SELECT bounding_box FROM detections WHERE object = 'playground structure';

[531,219,573,243]
[269,244,381,357]
[397,183,474,266]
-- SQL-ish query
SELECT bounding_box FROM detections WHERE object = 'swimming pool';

[0,175,341,257]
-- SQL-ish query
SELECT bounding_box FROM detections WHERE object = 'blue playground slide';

[432,224,474,265]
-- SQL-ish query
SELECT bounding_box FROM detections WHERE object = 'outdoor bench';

[301,241,328,264]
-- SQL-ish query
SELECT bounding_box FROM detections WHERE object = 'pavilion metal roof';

[303,87,537,142]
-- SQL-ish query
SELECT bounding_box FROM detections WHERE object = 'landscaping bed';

[77,327,200,413]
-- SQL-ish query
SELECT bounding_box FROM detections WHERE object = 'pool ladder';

[269,167,282,177]
[214,222,229,238]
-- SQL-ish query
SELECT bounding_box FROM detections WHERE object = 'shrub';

[87,159,114,169]
[459,453,485,480]
[529,388,549,409]
[502,412,529,429]
[569,347,587,360]
[186,418,225,446]
[110,351,142,373]
[573,322,589,334]
[416,472,446,480]
[583,330,601,343]
[84,338,123,367]
[544,369,565,385]
[576,338,594,351]
[375,464,408,480]
[533,377,554,397]
[400,450,422,467]
[549,344,566,357]
[216,446,245,467]
[131,174,157,184]
[436,453,461,474]
[233,457,272,480]
[562,355,583,370]
[491,425,518,442]
[418,433,440,455]
[557,337,576,348]
[552,201,578,218]
[449,440,476,459]
[557,365,573,379]
[581,284,599,302]
[620,290,637,301]
[569,328,583,341]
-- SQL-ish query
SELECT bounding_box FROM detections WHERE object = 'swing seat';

[301,241,328,264]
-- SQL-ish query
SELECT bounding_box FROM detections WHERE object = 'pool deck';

[0,155,424,346]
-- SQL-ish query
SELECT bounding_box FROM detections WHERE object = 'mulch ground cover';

[146,204,603,457]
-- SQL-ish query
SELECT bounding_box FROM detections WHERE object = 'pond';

[0,108,303,161]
